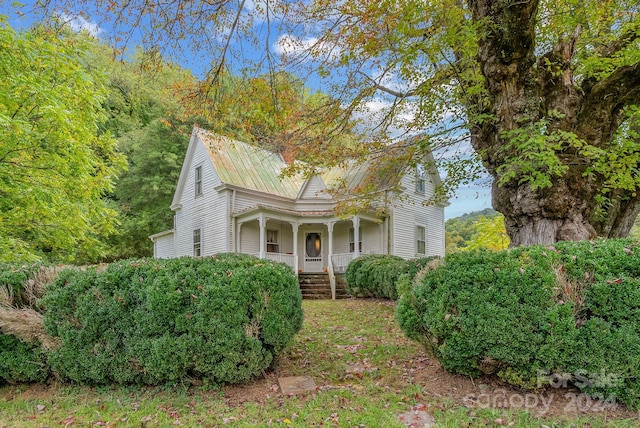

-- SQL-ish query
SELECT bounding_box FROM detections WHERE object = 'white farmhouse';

[150,126,446,284]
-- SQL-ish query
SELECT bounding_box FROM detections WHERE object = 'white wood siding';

[332,222,351,254]
[233,192,260,213]
[391,170,445,258]
[153,234,174,258]
[426,205,445,257]
[174,141,229,257]
[361,223,382,255]
[239,220,260,255]
[300,175,331,199]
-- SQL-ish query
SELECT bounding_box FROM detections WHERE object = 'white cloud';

[351,96,420,139]
[273,34,342,62]
[57,12,103,37]
[273,34,317,56]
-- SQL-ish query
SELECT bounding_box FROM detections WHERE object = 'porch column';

[379,222,384,255]
[291,222,299,275]
[258,214,266,259]
[237,222,243,254]
[353,215,360,258]
[327,221,335,265]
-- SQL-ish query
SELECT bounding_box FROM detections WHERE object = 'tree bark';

[466,0,640,245]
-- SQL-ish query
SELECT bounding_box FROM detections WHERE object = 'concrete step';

[298,273,350,300]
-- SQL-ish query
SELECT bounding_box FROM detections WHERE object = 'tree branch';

[597,23,640,58]
[357,71,416,98]
[577,61,640,146]
[207,0,246,85]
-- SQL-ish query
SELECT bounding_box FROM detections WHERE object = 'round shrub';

[397,239,640,408]
[346,255,438,300]
[345,254,406,299]
[41,254,303,386]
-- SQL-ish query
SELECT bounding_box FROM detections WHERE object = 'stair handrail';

[327,258,336,300]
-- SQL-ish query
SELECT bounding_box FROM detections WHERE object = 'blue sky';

[2,1,493,220]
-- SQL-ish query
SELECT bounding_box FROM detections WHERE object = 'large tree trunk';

[466,0,640,245]
[492,179,596,246]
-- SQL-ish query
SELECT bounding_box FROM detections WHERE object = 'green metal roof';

[197,128,304,199]
[321,150,409,194]
[195,128,431,201]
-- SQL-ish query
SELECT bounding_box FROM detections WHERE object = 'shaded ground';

[220,300,638,422]
[1,299,639,426]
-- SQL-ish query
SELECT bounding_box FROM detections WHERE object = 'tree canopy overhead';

[12,0,640,245]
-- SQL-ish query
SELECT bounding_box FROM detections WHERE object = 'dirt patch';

[216,353,638,422]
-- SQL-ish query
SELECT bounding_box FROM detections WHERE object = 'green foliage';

[0,263,42,307]
[397,239,640,408]
[0,20,126,263]
[345,255,405,299]
[105,118,194,260]
[446,209,509,253]
[345,255,436,300]
[497,119,582,190]
[0,263,60,384]
[0,335,49,384]
[41,254,303,386]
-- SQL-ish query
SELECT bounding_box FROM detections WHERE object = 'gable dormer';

[298,174,332,200]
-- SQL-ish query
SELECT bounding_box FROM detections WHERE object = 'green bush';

[345,255,405,299]
[41,254,303,386]
[0,263,58,384]
[0,263,45,307]
[0,335,49,384]
[397,239,640,408]
[345,255,437,300]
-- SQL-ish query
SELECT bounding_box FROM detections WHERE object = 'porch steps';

[298,273,350,300]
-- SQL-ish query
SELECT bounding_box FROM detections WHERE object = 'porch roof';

[234,204,335,219]
[234,204,386,224]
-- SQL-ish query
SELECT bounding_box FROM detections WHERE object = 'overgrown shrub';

[0,263,45,307]
[397,239,640,408]
[0,263,60,384]
[345,255,437,300]
[404,257,439,281]
[0,335,49,384]
[41,254,303,386]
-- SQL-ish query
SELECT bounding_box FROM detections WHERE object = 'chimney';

[281,146,296,165]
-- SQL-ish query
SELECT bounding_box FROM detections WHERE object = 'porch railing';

[263,252,297,270]
[331,252,355,273]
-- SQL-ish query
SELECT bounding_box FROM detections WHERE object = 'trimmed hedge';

[345,254,438,300]
[397,239,640,408]
[34,254,303,386]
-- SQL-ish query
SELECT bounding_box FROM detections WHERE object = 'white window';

[195,165,202,196]
[416,225,426,255]
[193,228,202,257]
[416,164,426,193]
[266,229,280,253]
[349,227,362,253]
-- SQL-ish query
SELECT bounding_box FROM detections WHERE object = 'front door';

[304,232,323,272]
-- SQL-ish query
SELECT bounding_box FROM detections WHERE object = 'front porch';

[254,251,358,274]
[234,206,388,298]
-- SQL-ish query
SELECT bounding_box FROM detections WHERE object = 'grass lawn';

[1,299,639,427]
